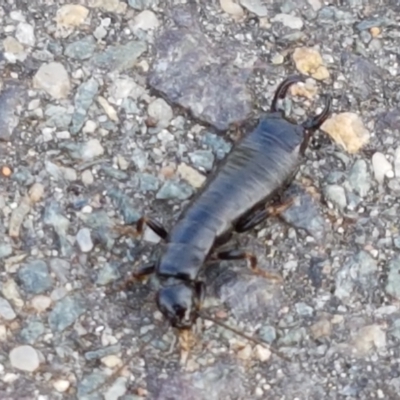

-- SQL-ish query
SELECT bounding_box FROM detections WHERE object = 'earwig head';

[156,282,202,329]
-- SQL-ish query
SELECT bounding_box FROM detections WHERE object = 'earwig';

[126,75,331,331]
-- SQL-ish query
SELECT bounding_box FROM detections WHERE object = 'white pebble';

[31,295,52,312]
[254,345,272,362]
[372,152,392,184]
[81,139,104,160]
[76,228,94,252]
[131,10,159,32]
[101,355,122,368]
[53,379,70,392]
[394,146,400,178]
[16,22,35,46]
[9,345,40,372]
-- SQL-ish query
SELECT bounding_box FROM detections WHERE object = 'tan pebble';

[237,344,252,360]
[290,81,318,100]
[3,37,24,54]
[55,4,89,28]
[31,295,52,312]
[310,319,332,340]
[219,0,244,18]
[29,182,45,203]
[352,324,386,355]
[159,164,176,179]
[370,26,381,37]
[254,345,271,362]
[137,387,148,397]
[97,96,119,122]
[331,314,344,324]
[292,47,330,80]
[3,373,18,383]
[177,163,206,188]
[1,166,12,177]
[117,155,129,170]
[101,355,122,368]
[53,379,70,392]
[321,112,369,154]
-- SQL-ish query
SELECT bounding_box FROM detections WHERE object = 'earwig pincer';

[124,75,332,332]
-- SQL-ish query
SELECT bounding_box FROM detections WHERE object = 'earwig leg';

[270,75,306,113]
[216,249,282,282]
[109,262,155,294]
[114,217,168,240]
[136,216,169,240]
[235,198,295,233]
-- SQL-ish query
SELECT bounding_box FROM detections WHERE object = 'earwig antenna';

[197,311,292,362]
[88,322,170,395]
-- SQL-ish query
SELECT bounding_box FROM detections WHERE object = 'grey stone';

[189,150,215,172]
[91,41,147,72]
[0,83,25,141]
[148,20,254,131]
[11,167,34,186]
[19,318,45,344]
[335,251,378,301]
[101,166,129,181]
[0,244,13,259]
[84,344,121,361]
[107,188,141,225]
[43,200,72,257]
[77,371,108,400]
[323,184,347,210]
[71,78,99,134]
[48,294,87,332]
[348,160,371,197]
[156,180,194,200]
[138,173,160,192]
[18,260,52,294]
[64,36,96,60]
[0,297,16,320]
[386,258,400,300]
[202,132,232,160]
[76,228,94,253]
[128,0,159,10]
[239,0,268,16]
[131,148,148,170]
[45,105,72,129]
[258,325,277,343]
[96,263,120,286]
[356,17,395,31]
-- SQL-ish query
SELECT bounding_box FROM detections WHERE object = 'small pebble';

[148,98,173,128]
[372,152,393,184]
[81,169,94,186]
[56,4,89,28]
[101,355,122,368]
[131,10,159,32]
[81,139,105,161]
[31,295,52,313]
[9,345,40,372]
[29,183,45,203]
[53,379,71,393]
[33,62,71,99]
[177,163,206,188]
[18,260,52,294]
[16,22,35,47]
[254,345,271,362]
[220,0,244,17]
[271,13,304,29]
[76,228,94,252]
[0,297,16,321]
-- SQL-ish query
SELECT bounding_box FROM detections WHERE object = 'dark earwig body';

[131,76,332,330]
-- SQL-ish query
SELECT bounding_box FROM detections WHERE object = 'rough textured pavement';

[1,0,400,399]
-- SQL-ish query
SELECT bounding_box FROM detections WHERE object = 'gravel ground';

[1,0,400,399]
